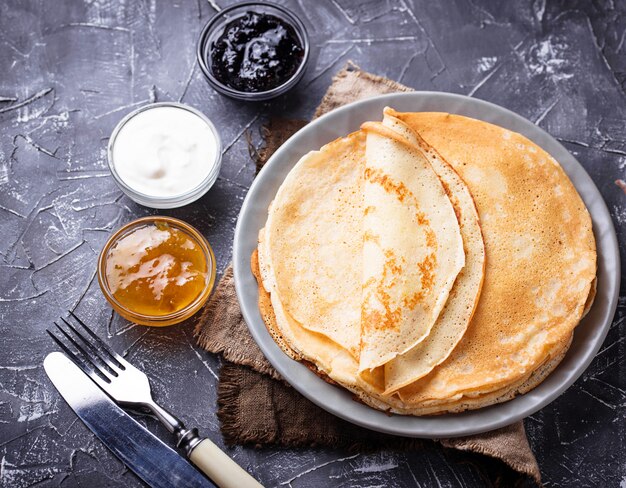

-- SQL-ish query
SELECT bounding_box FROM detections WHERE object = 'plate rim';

[232,91,621,438]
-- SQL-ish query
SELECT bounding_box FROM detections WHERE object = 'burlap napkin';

[196,63,542,487]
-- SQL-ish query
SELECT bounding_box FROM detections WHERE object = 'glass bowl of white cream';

[108,102,222,209]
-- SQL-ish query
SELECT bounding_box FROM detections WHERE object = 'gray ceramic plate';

[233,92,620,438]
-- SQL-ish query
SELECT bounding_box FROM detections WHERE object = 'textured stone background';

[0,0,625,486]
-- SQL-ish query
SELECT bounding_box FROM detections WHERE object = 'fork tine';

[68,311,127,370]
[47,326,111,384]
[54,321,113,379]
[60,317,120,376]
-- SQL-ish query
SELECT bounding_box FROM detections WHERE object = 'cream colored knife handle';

[188,438,264,488]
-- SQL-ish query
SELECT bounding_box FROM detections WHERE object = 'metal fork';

[48,311,262,488]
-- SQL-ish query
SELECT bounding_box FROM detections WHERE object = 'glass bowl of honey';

[98,216,216,326]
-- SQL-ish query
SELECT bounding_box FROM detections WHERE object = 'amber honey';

[98,217,215,326]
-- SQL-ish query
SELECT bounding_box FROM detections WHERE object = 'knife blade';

[44,351,215,488]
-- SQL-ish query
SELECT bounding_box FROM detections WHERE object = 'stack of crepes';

[253,108,597,415]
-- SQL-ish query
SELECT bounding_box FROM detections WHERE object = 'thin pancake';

[255,109,595,416]
[379,109,485,393]
[391,112,596,404]
[262,131,364,358]
[359,119,464,371]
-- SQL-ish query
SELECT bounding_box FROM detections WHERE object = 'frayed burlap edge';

[314,61,412,119]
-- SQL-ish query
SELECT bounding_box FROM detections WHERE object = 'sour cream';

[108,103,221,208]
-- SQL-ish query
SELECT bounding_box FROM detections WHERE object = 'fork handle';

[188,438,263,488]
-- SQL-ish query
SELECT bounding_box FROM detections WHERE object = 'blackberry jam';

[209,11,304,93]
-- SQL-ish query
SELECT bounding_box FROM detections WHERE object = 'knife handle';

[188,438,264,488]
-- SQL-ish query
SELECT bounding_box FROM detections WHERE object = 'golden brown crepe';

[359,117,465,371]
[255,109,596,415]
[389,111,596,405]
[378,110,485,393]
[260,131,365,359]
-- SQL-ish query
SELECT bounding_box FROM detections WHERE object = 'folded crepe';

[359,116,465,371]
[255,109,596,415]
[377,110,485,394]
[260,131,365,359]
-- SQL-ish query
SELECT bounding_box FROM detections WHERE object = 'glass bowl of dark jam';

[197,2,309,101]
